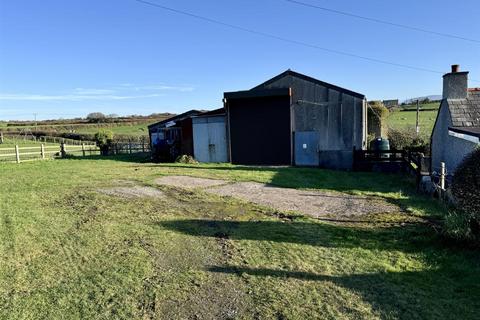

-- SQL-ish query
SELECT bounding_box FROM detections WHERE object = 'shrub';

[94,130,114,155]
[387,127,429,152]
[368,101,389,119]
[175,155,198,164]
[367,101,389,138]
[447,148,480,244]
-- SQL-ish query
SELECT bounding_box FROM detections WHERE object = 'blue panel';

[295,131,320,166]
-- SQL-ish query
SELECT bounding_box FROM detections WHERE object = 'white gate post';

[440,162,446,190]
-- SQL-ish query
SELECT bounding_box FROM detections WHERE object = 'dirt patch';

[98,186,165,199]
[208,182,398,217]
[155,176,398,218]
[155,175,228,189]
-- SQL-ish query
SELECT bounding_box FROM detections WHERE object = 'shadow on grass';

[159,218,480,318]
[162,217,479,317]
[150,163,413,193]
[207,265,480,319]
[60,153,151,163]
[158,219,435,252]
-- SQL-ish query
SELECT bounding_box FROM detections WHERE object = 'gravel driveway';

[156,176,398,218]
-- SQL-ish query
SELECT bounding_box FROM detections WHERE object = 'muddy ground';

[98,186,166,199]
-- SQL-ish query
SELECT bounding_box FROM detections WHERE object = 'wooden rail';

[0,141,151,164]
[353,148,431,187]
[0,143,99,163]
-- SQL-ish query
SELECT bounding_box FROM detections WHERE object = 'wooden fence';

[353,148,431,187]
[0,140,151,164]
[110,141,151,155]
[0,143,100,163]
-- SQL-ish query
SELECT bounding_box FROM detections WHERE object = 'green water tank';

[370,137,390,151]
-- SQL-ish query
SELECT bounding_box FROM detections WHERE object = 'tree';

[86,112,106,123]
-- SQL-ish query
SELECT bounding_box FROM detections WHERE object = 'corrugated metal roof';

[148,110,204,130]
[251,69,365,99]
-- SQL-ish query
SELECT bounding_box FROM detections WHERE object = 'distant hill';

[403,95,442,104]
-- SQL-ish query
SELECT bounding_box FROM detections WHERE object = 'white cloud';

[133,84,195,92]
[74,88,116,95]
[0,93,162,101]
[0,82,193,102]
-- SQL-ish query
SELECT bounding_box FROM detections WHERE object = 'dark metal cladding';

[226,93,292,165]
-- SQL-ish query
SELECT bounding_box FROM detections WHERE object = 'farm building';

[192,108,228,163]
[224,70,367,169]
[148,110,203,161]
[431,65,480,176]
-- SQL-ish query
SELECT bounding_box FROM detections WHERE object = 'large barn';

[224,70,367,169]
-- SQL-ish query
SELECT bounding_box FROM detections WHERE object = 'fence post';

[41,144,45,159]
[60,143,66,158]
[82,143,86,157]
[15,145,20,163]
[0,132,3,144]
[129,142,132,154]
[440,162,446,190]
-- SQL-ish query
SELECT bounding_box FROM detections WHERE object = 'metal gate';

[295,131,320,166]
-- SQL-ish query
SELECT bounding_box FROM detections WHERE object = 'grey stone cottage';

[431,65,480,176]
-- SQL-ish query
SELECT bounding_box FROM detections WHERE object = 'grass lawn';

[0,155,479,319]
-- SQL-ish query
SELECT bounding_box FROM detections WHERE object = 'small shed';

[148,110,203,161]
[431,65,480,176]
[224,70,367,169]
[192,108,228,163]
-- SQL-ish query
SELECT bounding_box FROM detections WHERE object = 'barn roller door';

[226,91,292,165]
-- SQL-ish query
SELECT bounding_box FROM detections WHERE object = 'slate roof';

[447,90,480,127]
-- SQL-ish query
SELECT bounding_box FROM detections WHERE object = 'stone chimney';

[443,64,468,99]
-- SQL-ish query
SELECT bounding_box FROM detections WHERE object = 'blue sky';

[0,0,479,120]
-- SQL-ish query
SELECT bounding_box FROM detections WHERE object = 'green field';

[74,122,153,136]
[1,155,479,319]
[386,102,440,136]
[1,118,163,138]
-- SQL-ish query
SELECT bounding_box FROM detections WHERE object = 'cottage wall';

[431,101,478,175]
